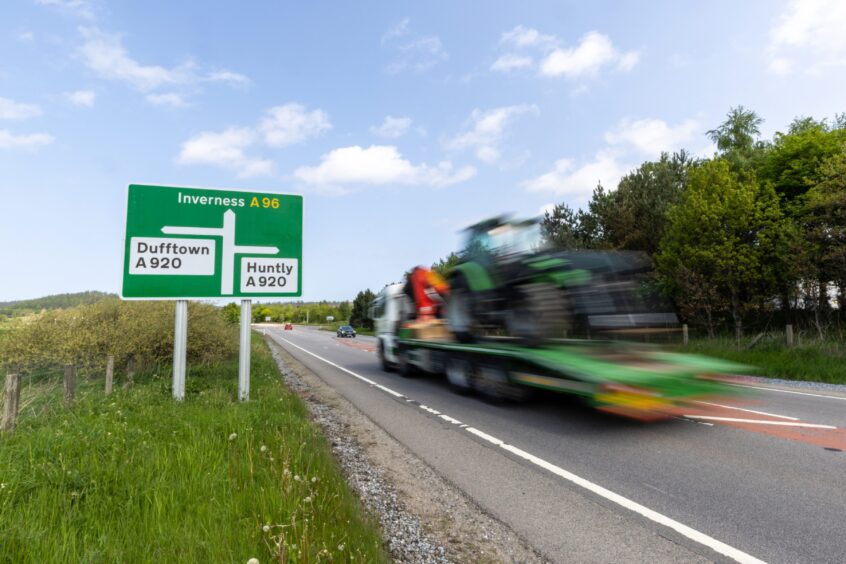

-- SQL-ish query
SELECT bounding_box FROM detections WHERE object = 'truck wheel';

[445,357,474,393]
[505,283,569,345]
[396,347,416,377]
[473,365,533,403]
[446,275,476,343]
[379,340,395,373]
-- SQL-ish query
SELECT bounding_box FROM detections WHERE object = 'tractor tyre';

[446,274,477,343]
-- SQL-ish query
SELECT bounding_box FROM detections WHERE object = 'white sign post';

[239,300,252,401]
[172,300,188,400]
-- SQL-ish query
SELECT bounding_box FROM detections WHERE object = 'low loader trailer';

[371,283,746,421]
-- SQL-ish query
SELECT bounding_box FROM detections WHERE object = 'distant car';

[336,325,356,338]
[284,323,293,330]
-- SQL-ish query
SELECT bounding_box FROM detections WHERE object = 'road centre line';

[692,401,800,421]
[269,330,765,564]
[731,384,846,401]
[684,416,836,429]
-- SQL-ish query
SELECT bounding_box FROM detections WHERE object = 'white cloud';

[145,92,187,108]
[382,19,447,73]
[500,26,557,50]
[294,145,476,188]
[77,27,187,91]
[205,70,251,86]
[381,18,410,44]
[18,31,35,42]
[36,0,94,18]
[0,97,42,120]
[447,104,538,163]
[769,0,846,75]
[76,27,250,101]
[490,54,533,72]
[65,89,96,107]
[540,31,639,78]
[259,103,331,147]
[0,129,54,149]
[604,117,698,157]
[176,128,273,178]
[523,151,628,202]
[370,115,412,138]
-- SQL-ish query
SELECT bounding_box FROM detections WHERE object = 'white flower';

[311,476,318,483]
[228,433,238,441]
[260,445,268,453]
[303,496,312,503]
[294,475,301,481]
[283,468,291,475]
[262,525,270,532]
[338,544,345,551]
[247,559,259,564]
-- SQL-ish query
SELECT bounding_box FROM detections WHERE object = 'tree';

[431,252,462,278]
[707,106,767,175]
[338,301,351,322]
[221,302,240,324]
[600,151,694,255]
[541,203,588,249]
[349,289,375,330]
[657,159,790,339]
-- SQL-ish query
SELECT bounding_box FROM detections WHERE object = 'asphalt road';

[260,325,846,564]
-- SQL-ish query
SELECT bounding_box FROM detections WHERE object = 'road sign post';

[173,299,188,400]
[239,300,251,401]
[121,184,303,401]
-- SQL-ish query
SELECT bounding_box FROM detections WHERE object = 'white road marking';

[268,329,765,564]
[732,384,846,401]
[684,416,836,429]
[693,401,800,421]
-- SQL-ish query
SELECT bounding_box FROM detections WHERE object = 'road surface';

[261,325,846,564]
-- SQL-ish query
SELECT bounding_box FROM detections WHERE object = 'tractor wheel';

[446,274,476,343]
[505,283,570,345]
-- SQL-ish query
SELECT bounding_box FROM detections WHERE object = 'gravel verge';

[265,335,547,564]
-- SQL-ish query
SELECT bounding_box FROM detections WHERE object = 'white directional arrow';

[162,209,278,295]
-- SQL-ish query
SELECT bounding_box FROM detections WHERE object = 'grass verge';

[678,336,846,384]
[0,333,387,563]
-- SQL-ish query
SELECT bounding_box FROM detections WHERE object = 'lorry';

[369,217,746,420]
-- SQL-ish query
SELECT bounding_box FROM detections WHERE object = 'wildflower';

[260,445,268,453]
[283,468,291,476]
[304,496,312,503]
[228,433,238,441]
[311,476,318,483]
[247,559,259,564]
[262,525,270,533]
[338,544,345,551]
[294,475,301,481]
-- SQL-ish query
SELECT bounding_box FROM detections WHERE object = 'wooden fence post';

[64,365,76,407]
[785,324,794,348]
[682,324,689,346]
[123,357,135,389]
[105,356,114,396]
[1,374,21,434]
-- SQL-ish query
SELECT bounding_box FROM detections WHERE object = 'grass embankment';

[0,334,387,563]
[679,336,846,385]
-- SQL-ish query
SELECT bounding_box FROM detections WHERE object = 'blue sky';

[2,0,845,302]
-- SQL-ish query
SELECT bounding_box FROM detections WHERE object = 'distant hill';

[0,291,116,317]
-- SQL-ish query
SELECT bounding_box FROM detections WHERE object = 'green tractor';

[445,216,677,344]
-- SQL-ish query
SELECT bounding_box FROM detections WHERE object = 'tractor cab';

[462,216,545,264]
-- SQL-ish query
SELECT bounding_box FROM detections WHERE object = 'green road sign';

[121,184,302,299]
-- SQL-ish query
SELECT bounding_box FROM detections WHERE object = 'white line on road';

[267,329,765,564]
[684,416,837,429]
[692,401,800,421]
[731,384,846,401]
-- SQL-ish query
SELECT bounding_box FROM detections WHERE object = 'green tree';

[349,289,375,330]
[657,159,790,338]
[221,302,240,324]
[431,252,462,278]
[541,203,588,249]
[338,301,351,322]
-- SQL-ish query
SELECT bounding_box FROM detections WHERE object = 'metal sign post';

[173,299,188,400]
[121,184,303,401]
[239,299,252,401]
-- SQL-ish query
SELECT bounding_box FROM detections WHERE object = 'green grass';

[678,335,846,384]
[0,334,387,563]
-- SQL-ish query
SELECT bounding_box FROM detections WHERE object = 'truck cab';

[369,283,408,370]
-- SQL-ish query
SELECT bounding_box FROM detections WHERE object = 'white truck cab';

[368,283,408,370]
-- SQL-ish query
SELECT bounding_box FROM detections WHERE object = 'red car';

[284,323,293,330]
